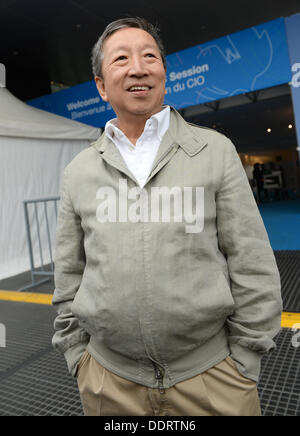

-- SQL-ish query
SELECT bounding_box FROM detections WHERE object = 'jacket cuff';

[229,343,264,382]
[64,342,88,377]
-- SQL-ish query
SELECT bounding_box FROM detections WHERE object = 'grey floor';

[0,299,83,416]
[0,250,299,416]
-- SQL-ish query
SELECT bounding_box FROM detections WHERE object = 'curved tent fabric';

[0,88,101,140]
[0,88,102,281]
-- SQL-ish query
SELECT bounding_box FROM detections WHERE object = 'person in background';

[253,163,264,203]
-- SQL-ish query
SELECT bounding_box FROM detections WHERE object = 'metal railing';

[18,196,60,291]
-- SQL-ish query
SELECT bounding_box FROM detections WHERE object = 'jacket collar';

[167,107,207,156]
[92,106,207,157]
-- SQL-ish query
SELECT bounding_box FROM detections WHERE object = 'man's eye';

[115,55,127,61]
[146,53,155,58]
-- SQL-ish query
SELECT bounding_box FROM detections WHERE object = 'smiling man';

[94,24,166,144]
[52,17,282,416]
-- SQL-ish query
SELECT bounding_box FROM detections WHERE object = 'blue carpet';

[258,200,300,250]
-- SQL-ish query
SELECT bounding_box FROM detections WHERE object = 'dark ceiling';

[188,91,297,153]
[1,0,300,152]
[2,0,300,100]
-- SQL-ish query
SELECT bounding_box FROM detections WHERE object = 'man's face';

[95,27,166,121]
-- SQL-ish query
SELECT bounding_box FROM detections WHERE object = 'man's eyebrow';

[109,43,159,55]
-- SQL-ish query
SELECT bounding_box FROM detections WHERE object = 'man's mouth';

[127,85,152,92]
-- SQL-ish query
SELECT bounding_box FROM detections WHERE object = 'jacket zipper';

[155,366,165,394]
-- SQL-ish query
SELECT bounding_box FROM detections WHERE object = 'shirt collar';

[105,105,170,144]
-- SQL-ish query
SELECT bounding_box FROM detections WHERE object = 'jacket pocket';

[225,356,257,385]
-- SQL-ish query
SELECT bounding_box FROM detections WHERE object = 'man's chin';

[128,105,163,118]
[113,102,164,120]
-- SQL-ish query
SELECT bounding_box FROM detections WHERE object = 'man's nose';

[128,56,148,76]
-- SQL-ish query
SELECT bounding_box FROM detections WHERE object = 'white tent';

[0,87,101,281]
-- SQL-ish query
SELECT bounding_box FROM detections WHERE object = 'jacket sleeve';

[52,166,90,377]
[216,137,283,382]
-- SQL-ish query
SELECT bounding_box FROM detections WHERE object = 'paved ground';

[0,250,300,416]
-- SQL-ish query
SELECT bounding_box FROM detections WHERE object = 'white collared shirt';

[105,106,170,188]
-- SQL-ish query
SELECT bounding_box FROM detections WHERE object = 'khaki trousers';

[76,351,261,416]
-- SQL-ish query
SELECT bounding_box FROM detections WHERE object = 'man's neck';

[117,119,146,145]
[116,108,163,145]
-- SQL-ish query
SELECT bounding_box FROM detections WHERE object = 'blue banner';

[28,80,115,127]
[28,17,291,128]
[165,17,290,109]
[285,14,300,150]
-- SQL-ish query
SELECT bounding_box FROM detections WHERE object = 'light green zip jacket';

[52,107,282,388]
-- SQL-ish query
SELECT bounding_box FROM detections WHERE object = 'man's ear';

[95,76,108,102]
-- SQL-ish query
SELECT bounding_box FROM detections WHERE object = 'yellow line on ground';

[0,289,299,328]
[281,312,300,329]
[0,290,53,305]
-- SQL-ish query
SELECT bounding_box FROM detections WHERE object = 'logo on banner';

[0,63,6,87]
[291,63,300,88]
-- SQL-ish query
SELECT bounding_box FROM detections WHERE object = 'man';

[52,17,282,416]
